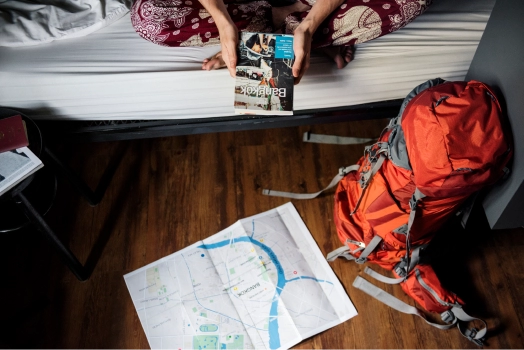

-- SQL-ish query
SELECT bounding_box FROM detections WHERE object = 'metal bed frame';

[36,99,403,142]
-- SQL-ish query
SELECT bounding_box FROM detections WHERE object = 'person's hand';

[216,21,239,78]
[292,24,313,85]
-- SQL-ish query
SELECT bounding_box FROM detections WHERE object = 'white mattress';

[0,0,496,121]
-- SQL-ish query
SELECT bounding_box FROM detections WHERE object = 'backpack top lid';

[399,80,510,197]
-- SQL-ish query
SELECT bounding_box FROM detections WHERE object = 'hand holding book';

[290,26,312,85]
[216,21,239,78]
[291,0,344,84]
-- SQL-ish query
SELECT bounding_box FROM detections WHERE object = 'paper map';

[124,203,357,349]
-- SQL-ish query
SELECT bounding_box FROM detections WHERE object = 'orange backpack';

[263,78,512,345]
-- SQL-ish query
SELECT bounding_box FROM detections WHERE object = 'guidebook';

[234,32,295,115]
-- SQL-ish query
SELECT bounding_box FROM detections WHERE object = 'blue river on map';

[198,236,331,350]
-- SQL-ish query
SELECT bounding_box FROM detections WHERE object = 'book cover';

[234,32,294,115]
[0,114,29,153]
[0,146,43,196]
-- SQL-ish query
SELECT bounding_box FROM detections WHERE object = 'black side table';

[0,108,106,281]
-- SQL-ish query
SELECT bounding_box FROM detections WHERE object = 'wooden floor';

[1,119,523,349]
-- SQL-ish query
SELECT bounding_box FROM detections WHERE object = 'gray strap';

[364,245,428,284]
[303,132,375,145]
[364,267,404,284]
[327,243,365,262]
[392,224,408,235]
[262,164,359,199]
[327,235,380,263]
[358,150,387,189]
[350,153,386,215]
[451,306,488,345]
[394,78,446,120]
[407,188,426,234]
[353,277,456,331]
[326,246,356,262]
[355,235,382,264]
[403,188,426,275]
[407,244,427,272]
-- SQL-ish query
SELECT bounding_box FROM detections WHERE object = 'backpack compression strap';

[362,244,428,285]
[350,145,388,215]
[326,235,383,262]
[328,188,426,283]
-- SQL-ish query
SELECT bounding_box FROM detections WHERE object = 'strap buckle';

[338,166,352,176]
[464,328,484,346]
[355,257,367,264]
[367,147,379,163]
[366,142,388,163]
[409,195,418,211]
[394,259,408,277]
[441,310,456,324]
[358,173,368,188]
[346,239,365,248]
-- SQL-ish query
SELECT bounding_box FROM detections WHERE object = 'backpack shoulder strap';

[353,276,487,346]
[353,276,456,330]
[303,131,375,145]
[262,130,377,199]
[262,164,359,199]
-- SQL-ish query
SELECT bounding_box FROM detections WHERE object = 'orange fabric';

[393,265,464,314]
[403,81,511,197]
[334,80,512,313]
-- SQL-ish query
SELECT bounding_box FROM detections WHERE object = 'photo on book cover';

[234,32,294,115]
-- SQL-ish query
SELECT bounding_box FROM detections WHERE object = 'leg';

[131,0,274,48]
[282,0,432,67]
[302,0,433,47]
[271,1,311,32]
[318,45,355,69]
[131,0,223,47]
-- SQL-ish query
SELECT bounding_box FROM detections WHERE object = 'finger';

[228,52,237,77]
[292,52,309,85]
[222,43,237,78]
[292,52,304,78]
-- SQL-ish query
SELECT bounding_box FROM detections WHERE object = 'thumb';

[228,55,237,77]
[292,60,302,78]
[224,45,237,78]
[292,53,303,78]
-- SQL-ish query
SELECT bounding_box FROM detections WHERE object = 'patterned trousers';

[131,0,431,48]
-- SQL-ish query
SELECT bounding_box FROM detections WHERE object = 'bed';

[0,0,496,141]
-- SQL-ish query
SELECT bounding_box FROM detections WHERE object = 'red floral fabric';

[131,0,432,48]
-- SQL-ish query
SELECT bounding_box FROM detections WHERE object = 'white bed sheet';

[0,0,496,120]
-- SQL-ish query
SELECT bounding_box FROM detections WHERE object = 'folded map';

[124,202,357,350]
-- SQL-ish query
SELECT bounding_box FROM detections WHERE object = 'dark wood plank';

[1,118,523,349]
